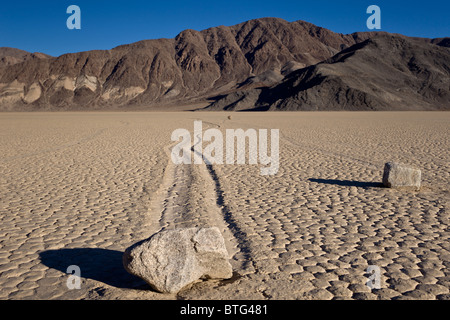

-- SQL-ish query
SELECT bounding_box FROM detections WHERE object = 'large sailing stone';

[123,227,232,293]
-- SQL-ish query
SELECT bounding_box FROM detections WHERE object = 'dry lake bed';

[0,111,449,300]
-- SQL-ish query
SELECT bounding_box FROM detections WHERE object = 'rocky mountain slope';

[0,47,51,68]
[205,34,450,111]
[0,17,448,111]
[0,18,380,110]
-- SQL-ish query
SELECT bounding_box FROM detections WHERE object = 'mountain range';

[0,17,449,111]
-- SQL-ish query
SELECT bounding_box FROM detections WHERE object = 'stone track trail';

[144,119,247,273]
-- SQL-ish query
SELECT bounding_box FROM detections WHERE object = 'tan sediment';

[0,111,448,300]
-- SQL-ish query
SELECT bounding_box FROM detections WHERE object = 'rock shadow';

[39,248,147,290]
[308,178,383,188]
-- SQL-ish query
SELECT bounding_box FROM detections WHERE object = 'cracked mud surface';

[0,111,448,300]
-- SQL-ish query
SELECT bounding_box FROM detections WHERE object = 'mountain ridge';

[0,17,448,111]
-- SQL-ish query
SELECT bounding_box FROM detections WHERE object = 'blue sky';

[0,0,448,56]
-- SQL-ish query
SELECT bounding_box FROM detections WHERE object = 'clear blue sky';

[0,0,448,56]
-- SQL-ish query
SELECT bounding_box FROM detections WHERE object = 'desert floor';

[0,111,449,300]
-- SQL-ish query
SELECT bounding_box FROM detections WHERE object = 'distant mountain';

[0,47,51,68]
[205,34,450,111]
[0,17,448,111]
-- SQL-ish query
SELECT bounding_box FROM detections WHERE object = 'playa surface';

[0,111,449,300]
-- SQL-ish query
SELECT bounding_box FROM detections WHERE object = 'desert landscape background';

[0,14,449,301]
[0,111,448,299]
